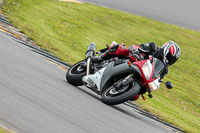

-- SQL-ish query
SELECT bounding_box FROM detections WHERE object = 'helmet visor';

[166,52,177,65]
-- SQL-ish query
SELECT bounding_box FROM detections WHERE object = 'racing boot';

[91,49,118,63]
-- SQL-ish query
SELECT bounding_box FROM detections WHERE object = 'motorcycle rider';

[91,41,181,100]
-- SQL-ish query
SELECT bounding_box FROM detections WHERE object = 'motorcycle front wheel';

[66,60,86,86]
[101,80,140,105]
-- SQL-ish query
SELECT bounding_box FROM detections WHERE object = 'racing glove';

[91,55,103,63]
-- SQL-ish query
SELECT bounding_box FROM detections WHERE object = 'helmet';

[109,41,119,52]
[161,41,181,66]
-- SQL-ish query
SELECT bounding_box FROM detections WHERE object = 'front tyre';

[66,60,86,86]
[101,81,140,105]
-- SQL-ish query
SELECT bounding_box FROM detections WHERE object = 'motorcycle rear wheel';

[101,80,140,105]
[66,60,86,86]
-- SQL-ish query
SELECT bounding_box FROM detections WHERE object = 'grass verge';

[0,127,11,133]
[2,0,200,132]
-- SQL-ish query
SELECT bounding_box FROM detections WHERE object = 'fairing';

[82,67,106,92]
[100,60,141,91]
[82,60,142,92]
[152,58,165,79]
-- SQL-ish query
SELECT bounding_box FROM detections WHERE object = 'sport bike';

[66,43,173,105]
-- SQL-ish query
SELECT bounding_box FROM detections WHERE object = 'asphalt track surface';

[0,32,178,133]
[81,0,200,32]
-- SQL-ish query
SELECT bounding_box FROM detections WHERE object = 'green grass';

[0,127,10,133]
[2,0,200,132]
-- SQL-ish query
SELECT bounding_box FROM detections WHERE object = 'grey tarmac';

[81,0,200,31]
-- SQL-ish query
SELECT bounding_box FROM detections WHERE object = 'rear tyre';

[101,81,140,105]
[66,60,86,86]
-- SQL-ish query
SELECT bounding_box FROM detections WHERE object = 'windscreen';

[152,58,165,79]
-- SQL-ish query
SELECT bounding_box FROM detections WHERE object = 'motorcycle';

[66,42,173,105]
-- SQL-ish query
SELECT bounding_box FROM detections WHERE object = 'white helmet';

[161,41,181,66]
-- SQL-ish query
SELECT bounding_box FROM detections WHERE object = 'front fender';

[100,60,141,91]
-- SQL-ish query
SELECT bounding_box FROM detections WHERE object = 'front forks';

[114,74,135,90]
[86,57,91,76]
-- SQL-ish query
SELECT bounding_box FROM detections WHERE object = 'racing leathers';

[92,41,168,79]
[92,41,168,101]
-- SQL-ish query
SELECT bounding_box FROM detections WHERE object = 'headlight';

[148,78,160,91]
[141,60,152,80]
